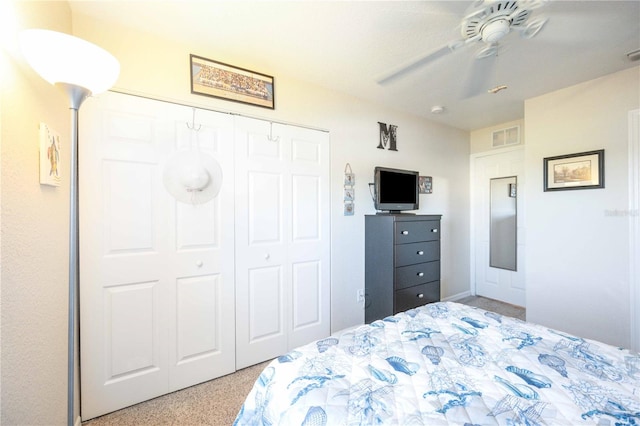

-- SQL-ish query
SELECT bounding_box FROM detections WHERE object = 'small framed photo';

[543,149,604,191]
[39,122,61,187]
[190,54,274,109]
[344,202,354,216]
[344,173,355,186]
[419,176,432,194]
[344,188,354,201]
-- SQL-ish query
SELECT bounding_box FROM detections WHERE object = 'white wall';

[525,66,640,348]
[71,14,470,334]
[1,1,73,424]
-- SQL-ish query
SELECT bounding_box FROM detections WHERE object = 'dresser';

[364,214,441,323]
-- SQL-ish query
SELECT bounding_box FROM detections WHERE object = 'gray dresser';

[364,214,442,323]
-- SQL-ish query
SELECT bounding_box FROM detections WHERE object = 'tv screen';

[374,166,419,213]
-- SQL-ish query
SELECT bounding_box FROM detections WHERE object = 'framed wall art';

[543,149,604,191]
[39,122,61,187]
[190,54,274,109]
[419,176,432,194]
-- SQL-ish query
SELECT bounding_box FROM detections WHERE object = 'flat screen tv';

[374,166,419,213]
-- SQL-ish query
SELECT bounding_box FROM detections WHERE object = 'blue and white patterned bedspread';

[234,302,640,425]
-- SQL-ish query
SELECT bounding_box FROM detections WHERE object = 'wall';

[525,66,640,348]
[1,1,74,425]
[71,14,470,335]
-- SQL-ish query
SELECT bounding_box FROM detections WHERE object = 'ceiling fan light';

[481,19,510,43]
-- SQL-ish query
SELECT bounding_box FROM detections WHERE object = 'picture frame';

[190,54,274,109]
[419,176,433,194]
[543,149,604,191]
[39,122,61,187]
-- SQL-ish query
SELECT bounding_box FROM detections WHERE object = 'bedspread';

[234,301,640,425]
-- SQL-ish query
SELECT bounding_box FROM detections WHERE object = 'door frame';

[629,109,640,352]
[469,145,525,300]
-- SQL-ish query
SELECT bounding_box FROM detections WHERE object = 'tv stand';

[365,214,442,323]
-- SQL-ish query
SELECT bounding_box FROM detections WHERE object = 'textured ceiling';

[69,0,640,131]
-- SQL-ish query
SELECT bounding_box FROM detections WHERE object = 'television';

[374,166,419,213]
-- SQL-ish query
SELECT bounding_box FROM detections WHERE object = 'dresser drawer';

[394,220,440,244]
[395,261,440,290]
[394,281,440,313]
[395,241,439,266]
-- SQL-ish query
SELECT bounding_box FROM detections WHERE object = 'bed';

[234,301,640,425]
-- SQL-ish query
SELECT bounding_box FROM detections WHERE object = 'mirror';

[490,176,517,271]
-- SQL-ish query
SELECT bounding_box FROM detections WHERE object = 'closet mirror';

[490,176,517,271]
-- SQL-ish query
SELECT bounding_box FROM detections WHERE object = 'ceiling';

[69,0,640,131]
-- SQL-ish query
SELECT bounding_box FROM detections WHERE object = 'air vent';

[492,125,520,148]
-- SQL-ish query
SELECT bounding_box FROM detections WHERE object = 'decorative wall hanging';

[190,54,274,109]
[344,163,355,216]
[543,149,604,191]
[163,110,223,204]
[39,122,61,186]
[377,122,398,151]
[419,176,433,194]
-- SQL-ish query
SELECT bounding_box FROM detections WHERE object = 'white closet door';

[234,118,330,368]
[79,92,235,419]
[472,147,525,307]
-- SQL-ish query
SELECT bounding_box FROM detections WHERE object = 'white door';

[79,92,235,419]
[234,117,330,368]
[471,147,525,306]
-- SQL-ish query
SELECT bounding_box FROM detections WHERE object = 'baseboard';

[75,415,82,426]
[441,290,472,302]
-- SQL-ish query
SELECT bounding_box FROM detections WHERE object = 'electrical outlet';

[356,289,365,303]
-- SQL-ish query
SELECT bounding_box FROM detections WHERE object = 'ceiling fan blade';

[459,54,497,99]
[376,45,452,85]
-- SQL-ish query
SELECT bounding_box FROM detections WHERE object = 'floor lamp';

[20,29,119,426]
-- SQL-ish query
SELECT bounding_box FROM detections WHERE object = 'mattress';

[234,301,640,425]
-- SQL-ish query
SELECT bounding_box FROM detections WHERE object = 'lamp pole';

[62,83,90,426]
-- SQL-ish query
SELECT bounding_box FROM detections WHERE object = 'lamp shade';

[20,29,119,95]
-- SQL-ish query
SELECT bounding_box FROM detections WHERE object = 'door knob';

[401,230,409,235]
[417,293,424,298]
[417,272,424,277]
[417,250,424,255]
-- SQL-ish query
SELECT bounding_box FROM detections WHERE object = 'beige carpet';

[82,296,524,426]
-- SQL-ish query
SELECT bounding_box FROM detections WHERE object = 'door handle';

[417,293,424,298]
[401,230,409,235]
[431,229,438,233]
[417,272,424,277]
[417,250,424,255]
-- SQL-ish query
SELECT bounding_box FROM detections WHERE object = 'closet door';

[79,92,235,419]
[234,118,330,368]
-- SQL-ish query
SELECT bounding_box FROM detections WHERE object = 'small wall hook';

[186,108,201,131]
[267,122,279,142]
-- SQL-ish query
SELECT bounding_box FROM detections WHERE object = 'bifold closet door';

[79,92,235,420]
[234,117,331,369]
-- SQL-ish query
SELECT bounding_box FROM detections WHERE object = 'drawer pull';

[431,229,438,233]
[417,272,424,277]
[401,230,409,235]
[417,293,424,298]
[417,250,424,255]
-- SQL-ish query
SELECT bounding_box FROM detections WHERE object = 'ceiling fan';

[376,0,550,85]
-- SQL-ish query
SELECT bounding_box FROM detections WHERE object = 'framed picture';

[543,149,604,191]
[419,176,432,194]
[39,122,61,187]
[190,54,274,109]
